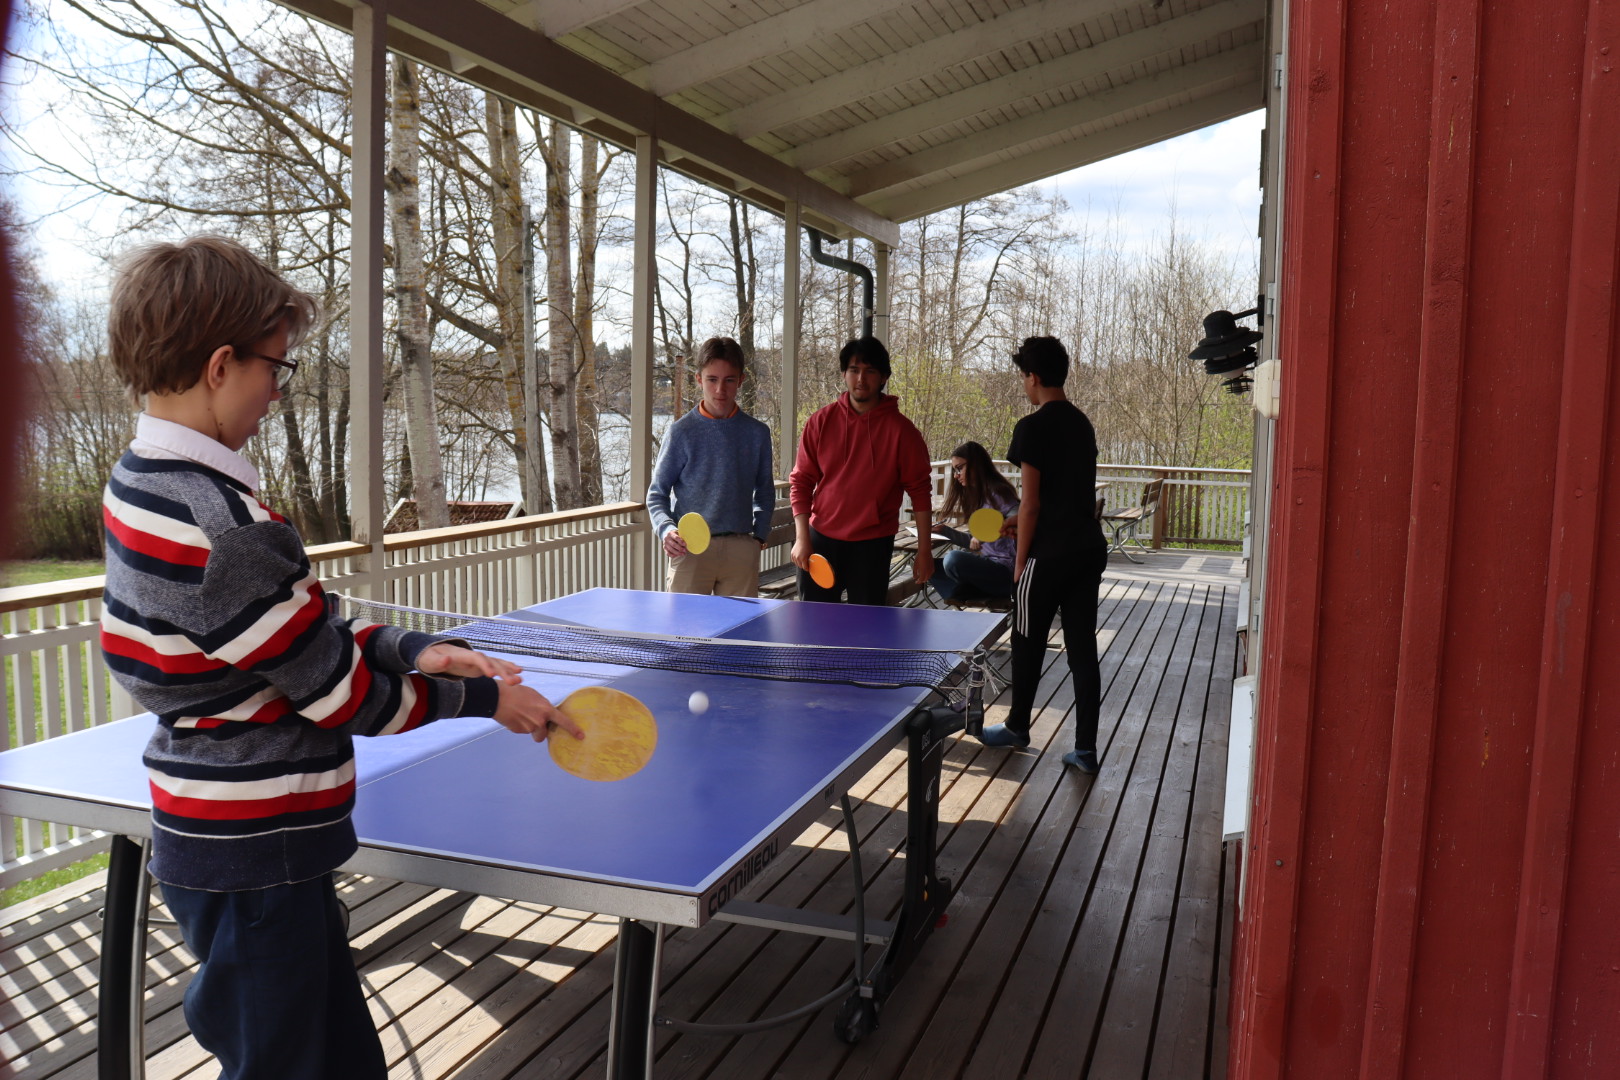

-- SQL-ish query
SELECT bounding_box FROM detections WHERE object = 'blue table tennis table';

[0,588,1004,1079]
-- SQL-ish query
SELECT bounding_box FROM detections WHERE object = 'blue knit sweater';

[102,440,498,892]
[646,407,774,542]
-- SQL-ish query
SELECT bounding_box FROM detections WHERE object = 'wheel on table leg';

[833,993,879,1045]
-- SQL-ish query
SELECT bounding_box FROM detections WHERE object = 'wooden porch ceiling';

[279,0,1268,242]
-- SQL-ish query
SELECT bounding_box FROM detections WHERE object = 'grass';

[1,852,109,910]
[3,558,111,913]
[2,559,103,587]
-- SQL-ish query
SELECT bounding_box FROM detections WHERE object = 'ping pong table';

[0,588,1004,1080]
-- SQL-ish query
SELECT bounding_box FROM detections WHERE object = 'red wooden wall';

[1231,0,1620,1076]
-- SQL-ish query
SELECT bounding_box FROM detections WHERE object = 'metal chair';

[1101,478,1164,563]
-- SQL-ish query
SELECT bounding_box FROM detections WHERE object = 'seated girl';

[930,441,1019,604]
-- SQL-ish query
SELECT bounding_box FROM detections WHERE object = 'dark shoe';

[978,723,1030,749]
[1062,750,1100,774]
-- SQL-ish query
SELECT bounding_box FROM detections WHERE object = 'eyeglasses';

[239,350,299,392]
[951,463,967,476]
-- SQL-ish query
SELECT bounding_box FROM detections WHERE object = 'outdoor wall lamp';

[1189,307,1263,392]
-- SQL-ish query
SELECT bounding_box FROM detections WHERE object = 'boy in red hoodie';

[789,337,934,604]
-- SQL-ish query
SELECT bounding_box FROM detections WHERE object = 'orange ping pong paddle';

[808,553,835,590]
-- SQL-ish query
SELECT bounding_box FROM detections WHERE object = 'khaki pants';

[666,533,762,596]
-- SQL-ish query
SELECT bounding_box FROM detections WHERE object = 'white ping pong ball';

[688,691,710,714]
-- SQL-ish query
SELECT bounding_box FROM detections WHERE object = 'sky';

[1040,110,1264,265]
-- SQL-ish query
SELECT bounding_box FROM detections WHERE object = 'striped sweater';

[101,440,498,892]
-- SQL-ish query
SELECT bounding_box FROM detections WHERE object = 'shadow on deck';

[2,552,1242,1080]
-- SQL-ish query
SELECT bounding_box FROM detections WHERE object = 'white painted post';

[780,201,801,480]
[873,243,890,344]
[630,135,658,590]
[350,2,389,600]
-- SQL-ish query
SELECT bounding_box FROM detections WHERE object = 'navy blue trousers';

[161,874,386,1080]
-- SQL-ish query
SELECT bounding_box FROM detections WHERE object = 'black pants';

[1007,549,1106,753]
[797,526,895,605]
[161,874,386,1080]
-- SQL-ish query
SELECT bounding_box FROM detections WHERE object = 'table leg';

[99,835,149,1080]
[888,706,957,986]
[607,918,662,1079]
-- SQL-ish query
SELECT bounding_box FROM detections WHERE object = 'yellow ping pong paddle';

[677,511,711,555]
[968,507,1006,544]
[808,553,835,590]
[550,686,658,782]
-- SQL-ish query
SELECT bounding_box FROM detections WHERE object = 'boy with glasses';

[100,235,582,1078]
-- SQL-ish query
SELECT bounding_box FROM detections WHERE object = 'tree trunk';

[575,133,603,505]
[485,94,549,513]
[522,204,552,514]
[728,195,759,413]
[541,118,580,508]
[387,57,450,530]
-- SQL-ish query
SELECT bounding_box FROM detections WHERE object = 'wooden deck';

[2,552,1242,1080]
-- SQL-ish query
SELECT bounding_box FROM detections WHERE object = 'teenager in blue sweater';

[100,235,582,1079]
[646,336,775,596]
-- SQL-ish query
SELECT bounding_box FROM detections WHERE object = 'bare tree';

[386,57,449,528]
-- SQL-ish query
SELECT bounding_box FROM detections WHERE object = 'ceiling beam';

[724,0,1128,140]
[274,0,899,244]
[793,0,1265,172]
[847,45,1264,199]
[864,81,1263,222]
[511,0,645,40]
[633,0,919,98]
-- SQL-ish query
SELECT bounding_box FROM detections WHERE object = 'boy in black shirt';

[978,336,1107,773]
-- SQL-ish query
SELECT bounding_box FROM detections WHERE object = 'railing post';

[1151,468,1169,550]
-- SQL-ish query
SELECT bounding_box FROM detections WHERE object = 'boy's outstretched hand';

[418,642,523,682]
[417,643,584,743]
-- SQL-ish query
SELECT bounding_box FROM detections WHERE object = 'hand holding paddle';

[551,686,659,781]
[494,681,584,744]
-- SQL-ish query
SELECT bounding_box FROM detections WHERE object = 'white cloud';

[1035,110,1265,260]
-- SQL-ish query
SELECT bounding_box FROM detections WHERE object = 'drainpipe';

[806,227,874,340]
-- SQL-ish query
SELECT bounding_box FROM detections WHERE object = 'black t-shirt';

[1006,399,1107,562]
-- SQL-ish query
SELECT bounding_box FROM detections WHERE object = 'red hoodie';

[790,392,932,542]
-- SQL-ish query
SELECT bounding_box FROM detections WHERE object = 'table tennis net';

[338,595,981,691]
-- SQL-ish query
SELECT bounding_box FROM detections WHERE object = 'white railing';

[927,461,1250,548]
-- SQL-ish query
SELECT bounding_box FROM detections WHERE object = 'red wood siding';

[1232,0,1620,1077]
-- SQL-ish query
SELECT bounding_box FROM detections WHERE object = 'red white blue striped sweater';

[101,440,498,891]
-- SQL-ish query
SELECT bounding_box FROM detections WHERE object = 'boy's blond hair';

[108,235,318,401]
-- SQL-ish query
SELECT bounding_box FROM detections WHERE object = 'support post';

[873,243,890,343]
[780,201,801,480]
[629,136,657,590]
[350,1,389,598]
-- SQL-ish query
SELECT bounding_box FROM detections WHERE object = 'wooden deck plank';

[823,583,1191,1079]
[1149,586,1239,1080]
[970,580,1214,1078]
